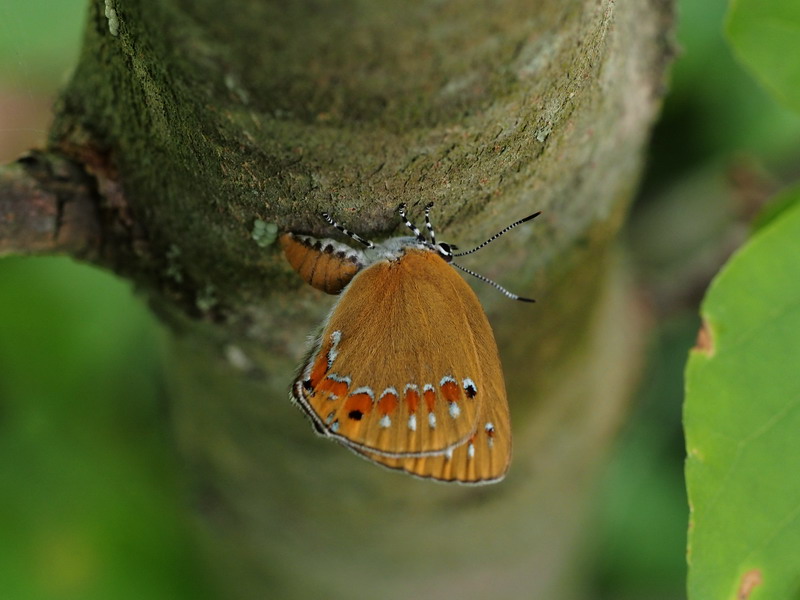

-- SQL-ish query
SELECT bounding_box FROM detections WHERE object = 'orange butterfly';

[281,203,539,484]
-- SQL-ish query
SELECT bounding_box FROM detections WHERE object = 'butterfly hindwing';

[292,250,493,457]
[356,382,511,483]
[355,305,511,483]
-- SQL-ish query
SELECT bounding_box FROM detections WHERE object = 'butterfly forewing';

[293,250,492,457]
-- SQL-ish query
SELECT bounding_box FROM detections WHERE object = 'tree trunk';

[4,0,674,598]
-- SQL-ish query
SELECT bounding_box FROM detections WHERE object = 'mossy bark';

[44,0,674,598]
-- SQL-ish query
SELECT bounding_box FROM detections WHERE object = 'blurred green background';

[1,1,799,598]
[1,2,214,599]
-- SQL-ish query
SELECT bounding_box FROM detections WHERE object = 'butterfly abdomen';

[279,233,364,294]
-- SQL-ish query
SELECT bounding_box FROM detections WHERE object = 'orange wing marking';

[307,353,329,390]
[318,374,350,399]
[440,375,461,419]
[303,330,342,391]
[344,388,374,421]
[377,388,399,428]
[422,384,436,428]
[404,384,420,431]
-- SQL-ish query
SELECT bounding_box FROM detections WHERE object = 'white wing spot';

[444,447,454,461]
[428,412,437,429]
[439,374,457,386]
[408,414,417,431]
[379,414,392,428]
[351,386,375,401]
[327,331,342,367]
[468,442,475,459]
[448,402,460,419]
[331,420,340,433]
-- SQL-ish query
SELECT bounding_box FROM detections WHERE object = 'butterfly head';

[429,241,454,263]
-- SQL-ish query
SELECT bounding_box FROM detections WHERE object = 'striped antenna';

[397,203,425,241]
[452,263,535,303]
[424,202,437,245]
[321,212,375,248]
[452,211,541,257]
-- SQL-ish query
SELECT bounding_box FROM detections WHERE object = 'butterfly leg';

[321,212,375,248]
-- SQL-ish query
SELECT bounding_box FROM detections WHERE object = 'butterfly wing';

[356,388,511,484]
[292,249,495,457]
[355,299,511,483]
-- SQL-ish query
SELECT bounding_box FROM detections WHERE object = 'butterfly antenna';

[452,262,535,303]
[320,212,375,248]
[397,203,426,242]
[424,202,437,245]
[452,211,541,257]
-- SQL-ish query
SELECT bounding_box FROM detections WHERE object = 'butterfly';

[280,203,539,484]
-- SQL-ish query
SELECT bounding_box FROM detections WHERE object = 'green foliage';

[727,0,800,114]
[596,1,800,597]
[592,320,693,599]
[685,198,800,600]
[3,0,800,597]
[0,257,214,600]
[752,183,800,233]
[0,0,86,87]
[683,4,800,597]
[662,0,800,167]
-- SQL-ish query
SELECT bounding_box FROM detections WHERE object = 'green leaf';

[726,0,800,113]
[752,183,800,233]
[685,196,800,599]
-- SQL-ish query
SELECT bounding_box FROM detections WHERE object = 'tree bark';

[0,151,100,258]
[14,0,676,597]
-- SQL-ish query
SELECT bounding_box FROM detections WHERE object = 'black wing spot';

[463,379,478,398]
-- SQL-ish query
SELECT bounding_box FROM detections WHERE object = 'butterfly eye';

[435,242,453,262]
